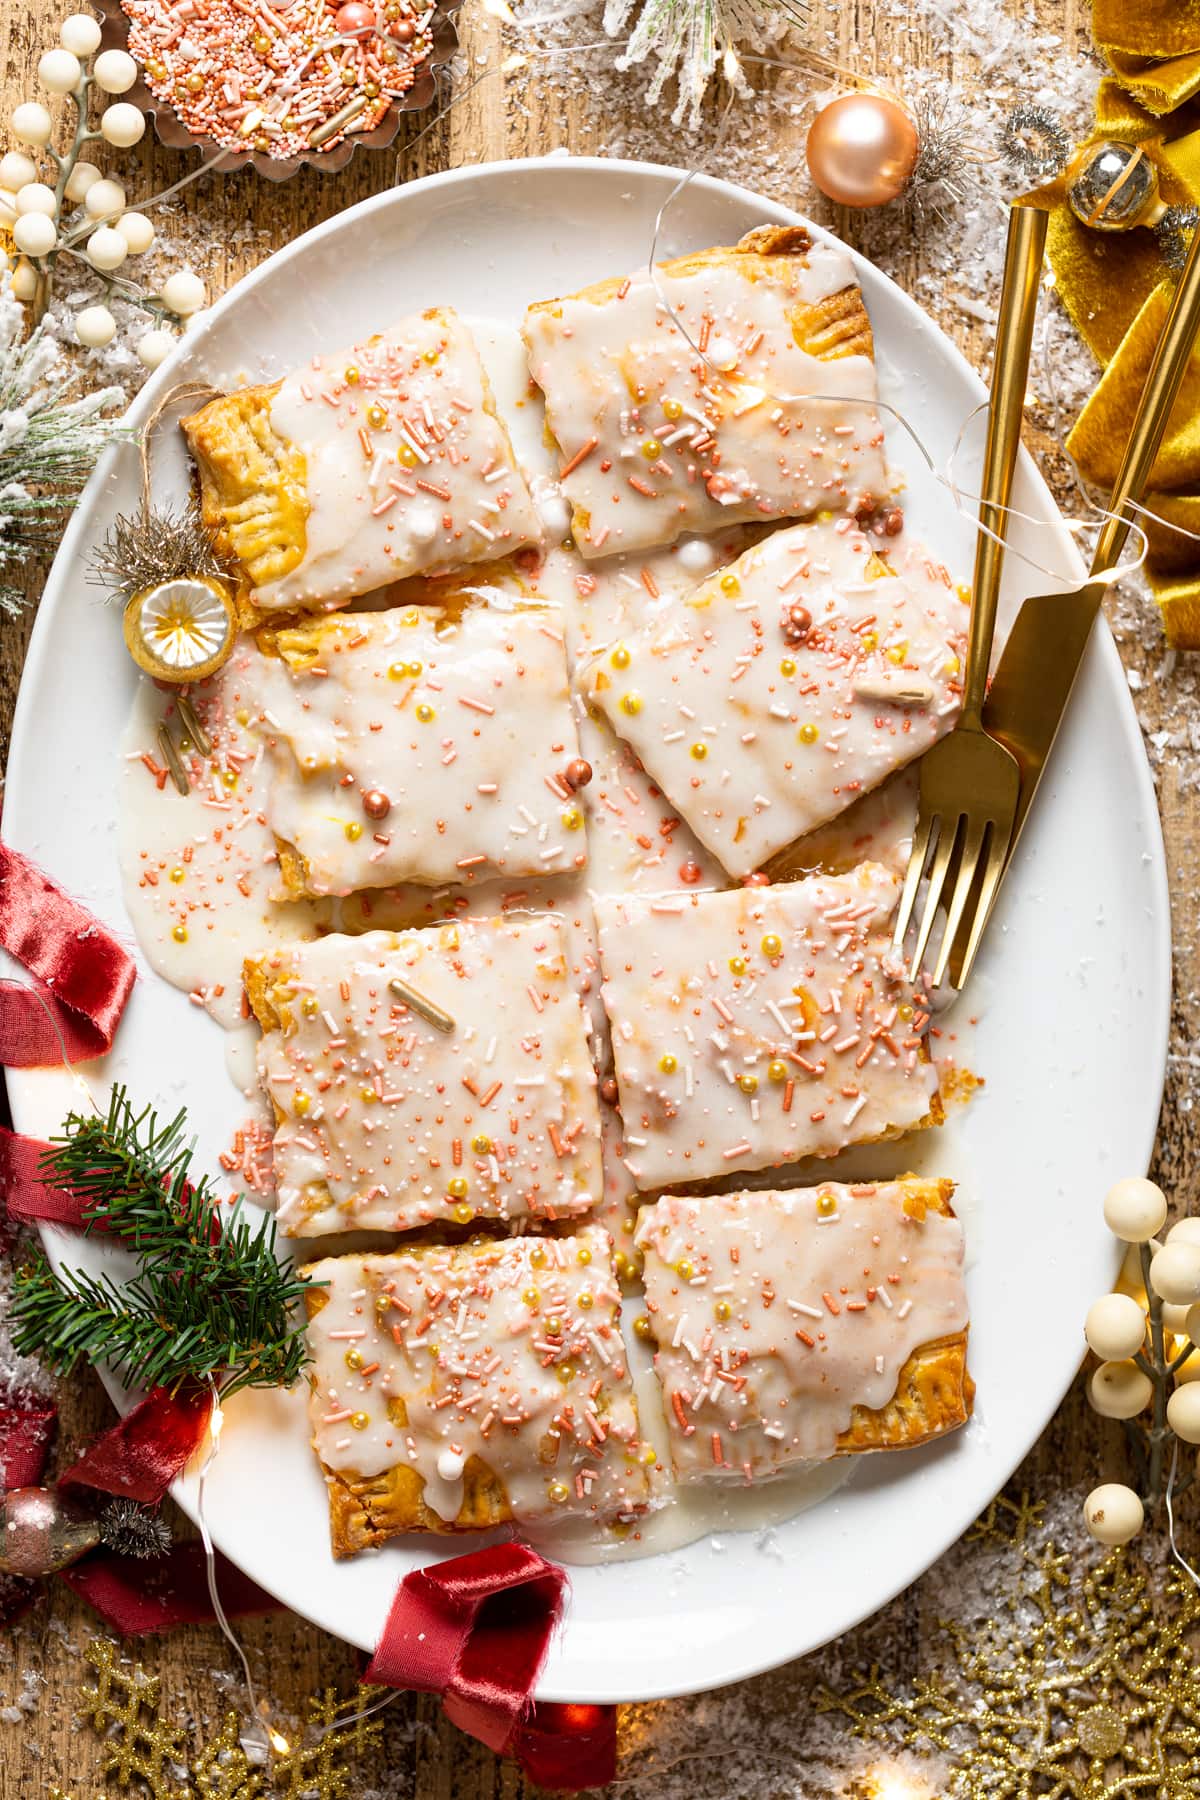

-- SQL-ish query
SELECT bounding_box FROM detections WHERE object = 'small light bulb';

[722,43,741,82]
[209,1402,225,1441]
[268,1729,290,1755]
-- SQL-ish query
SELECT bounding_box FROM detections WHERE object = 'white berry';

[0,190,18,228]
[10,260,38,301]
[180,307,209,334]
[161,269,205,315]
[38,48,82,93]
[86,225,127,271]
[75,303,116,348]
[0,152,36,190]
[12,103,53,147]
[1084,1293,1146,1362]
[116,210,154,254]
[1104,1177,1168,1244]
[1168,1382,1200,1444]
[83,177,125,219]
[100,102,145,147]
[13,212,57,257]
[1088,1359,1153,1419]
[136,327,175,370]
[60,13,102,55]
[1150,1242,1200,1306]
[64,159,102,204]
[1168,1217,1200,1247]
[15,182,57,217]
[1083,1483,1144,1546]
[1174,1349,1200,1385]
[93,49,138,93]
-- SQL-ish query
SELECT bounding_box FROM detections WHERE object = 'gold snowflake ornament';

[819,1525,1200,1800]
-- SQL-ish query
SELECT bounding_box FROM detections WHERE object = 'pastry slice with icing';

[595,865,941,1192]
[579,518,967,879]
[636,1179,972,1481]
[182,309,541,622]
[522,226,887,559]
[246,601,585,898]
[245,916,602,1236]
[302,1227,654,1552]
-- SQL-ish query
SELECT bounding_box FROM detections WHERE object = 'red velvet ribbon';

[63,1540,280,1633]
[0,1400,57,1487]
[365,1543,616,1788]
[0,843,136,1066]
[0,1123,104,1234]
[60,1384,213,1505]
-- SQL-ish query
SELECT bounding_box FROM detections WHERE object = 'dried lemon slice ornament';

[123,573,235,682]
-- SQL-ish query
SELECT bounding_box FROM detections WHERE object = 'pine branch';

[9,1087,315,1400]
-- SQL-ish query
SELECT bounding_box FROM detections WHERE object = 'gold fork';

[893,204,1049,985]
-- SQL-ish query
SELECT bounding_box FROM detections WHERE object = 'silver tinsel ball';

[1067,141,1162,233]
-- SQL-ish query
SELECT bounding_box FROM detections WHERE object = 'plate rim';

[4,153,1173,1701]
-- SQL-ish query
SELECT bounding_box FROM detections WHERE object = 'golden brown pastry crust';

[304,1286,515,1553]
[836,1177,972,1454]
[182,382,309,626]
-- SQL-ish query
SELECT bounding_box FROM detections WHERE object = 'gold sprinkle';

[389,975,455,1035]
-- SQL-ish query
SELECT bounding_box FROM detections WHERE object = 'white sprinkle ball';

[60,13,102,54]
[85,225,127,271]
[93,49,138,93]
[100,102,145,147]
[1088,1359,1153,1419]
[675,535,721,572]
[1167,1382,1200,1444]
[75,303,116,348]
[135,328,175,370]
[116,210,154,254]
[1103,1177,1167,1244]
[38,48,82,93]
[83,177,125,219]
[0,152,36,190]
[161,269,206,315]
[1083,1292,1146,1362]
[12,212,57,257]
[15,182,57,217]
[11,103,53,147]
[706,333,738,369]
[1150,1241,1200,1306]
[435,1448,466,1482]
[64,159,102,203]
[1083,1483,1144,1546]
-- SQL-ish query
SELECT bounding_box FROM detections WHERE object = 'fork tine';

[893,809,936,953]
[950,820,1011,992]
[932,815,990,989]
[908,816,959,982]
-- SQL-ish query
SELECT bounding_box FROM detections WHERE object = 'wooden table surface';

[3,0,1196,1793]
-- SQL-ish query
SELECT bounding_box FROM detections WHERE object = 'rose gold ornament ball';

[805,93,920,209]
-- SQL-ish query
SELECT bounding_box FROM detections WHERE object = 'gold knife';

[947,218,1200,988]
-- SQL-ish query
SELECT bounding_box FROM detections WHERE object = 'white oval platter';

[3,157,1170,1703]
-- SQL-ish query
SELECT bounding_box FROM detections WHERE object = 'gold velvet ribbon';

[1037,9,1200,647]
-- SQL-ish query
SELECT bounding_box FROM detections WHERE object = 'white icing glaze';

[116,646,325,1032]
[579,518,967,877]
[303,1226,655,1528]
[523,249,887,558]
[249,600,586,897]
[636,1181,969,1477]
[255,311,541,612]
[256,916,603,1235]
[595,864,939,1190]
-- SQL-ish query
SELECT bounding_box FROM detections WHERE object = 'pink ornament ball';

[335,3,376,30]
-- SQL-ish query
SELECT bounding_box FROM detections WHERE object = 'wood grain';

[3,0,1197,1792]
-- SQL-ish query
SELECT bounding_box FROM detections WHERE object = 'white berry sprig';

[1,14,209,366]
[1082,1176,1200,1547]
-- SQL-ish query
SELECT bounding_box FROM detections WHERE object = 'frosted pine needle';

[604,0,809,125]
[0,276,122,616]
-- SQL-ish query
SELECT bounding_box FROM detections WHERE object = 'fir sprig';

[10,1087,314,1401]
